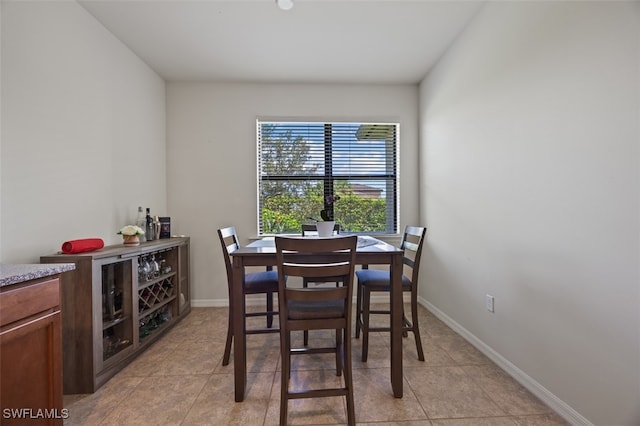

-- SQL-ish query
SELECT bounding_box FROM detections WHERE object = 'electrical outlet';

[485,294,494,312]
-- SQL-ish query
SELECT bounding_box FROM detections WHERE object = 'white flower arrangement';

[118,225,145,236]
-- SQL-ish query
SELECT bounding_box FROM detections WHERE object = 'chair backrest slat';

[399,226,426,285]
[285,286,348,302]
[282,262,352,279]
[217,226,241,296]
[403,240,419,253]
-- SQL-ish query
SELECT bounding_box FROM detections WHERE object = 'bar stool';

[218,226,279,366]
[355,226,426,362]
[275,235,357,425]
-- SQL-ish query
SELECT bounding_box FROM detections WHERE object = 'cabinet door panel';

[95,257,134,372]
[1,311,63,425]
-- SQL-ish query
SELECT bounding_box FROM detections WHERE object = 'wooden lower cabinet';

[40,237,190,394]
[0,276,64,425]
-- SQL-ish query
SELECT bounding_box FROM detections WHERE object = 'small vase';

[316,221,336,238]
[123,235,140,246]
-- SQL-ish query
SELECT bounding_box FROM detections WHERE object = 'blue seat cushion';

[244,270,278,293]
[356,269,411,290]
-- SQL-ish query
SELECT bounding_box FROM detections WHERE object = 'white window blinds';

[257,121,398,235]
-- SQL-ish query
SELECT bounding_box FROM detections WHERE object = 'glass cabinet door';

[101,259,134,363]
[178,242,190,315]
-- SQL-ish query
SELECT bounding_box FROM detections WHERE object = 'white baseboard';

[418,296,592,426]
[191,299,228,308]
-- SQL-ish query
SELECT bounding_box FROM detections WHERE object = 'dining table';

[229,235,405,402]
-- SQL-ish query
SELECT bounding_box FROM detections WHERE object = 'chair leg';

[303,279,309,346]
[280,330,290,426]
[222,302,233,366]
[355,279,362,338]
[343,327,356,426]
[402,304,409,338]
[267,292,274,328]
[411,295,425,361]
[335,328,343,376]
[361,287,371,362]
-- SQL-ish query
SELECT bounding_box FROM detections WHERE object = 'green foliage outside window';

[261,190,387,234]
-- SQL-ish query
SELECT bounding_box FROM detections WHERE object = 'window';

[257,120,398,235]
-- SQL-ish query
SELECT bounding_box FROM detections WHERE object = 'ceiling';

[79,0,484,84]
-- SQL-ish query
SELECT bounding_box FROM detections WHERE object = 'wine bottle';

[145,208,153,241]
[136,206,146,242]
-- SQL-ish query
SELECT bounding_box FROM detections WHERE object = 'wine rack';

[138,273,176,314]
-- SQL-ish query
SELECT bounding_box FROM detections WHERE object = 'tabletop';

[234,235,402,255]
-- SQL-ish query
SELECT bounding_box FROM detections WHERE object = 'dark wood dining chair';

[300,223,342,345]
[275,235,357,426]
[218,226,279,366]
[355,226,427,362]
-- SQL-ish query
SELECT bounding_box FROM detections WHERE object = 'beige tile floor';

[64,305,570,425]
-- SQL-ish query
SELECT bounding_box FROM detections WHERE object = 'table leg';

[390,252,403,398]
[232,257,247,402]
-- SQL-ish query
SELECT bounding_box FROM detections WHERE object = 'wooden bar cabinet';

[41,237,190,394]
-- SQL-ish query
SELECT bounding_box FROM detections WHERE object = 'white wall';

[419,2,639,425]
[1,1,166,262]
[166,82,419,304]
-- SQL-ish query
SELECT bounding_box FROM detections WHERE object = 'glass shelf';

[102,315,129,331]
[138,305,173,343]
[101,259,133,363]
[138,271,177,290]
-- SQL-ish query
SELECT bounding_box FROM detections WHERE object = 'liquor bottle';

[145,208,153,241]
[153,216,161,240]
[135,206,146,242]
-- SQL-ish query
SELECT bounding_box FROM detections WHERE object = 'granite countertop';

[0,263,76,288]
